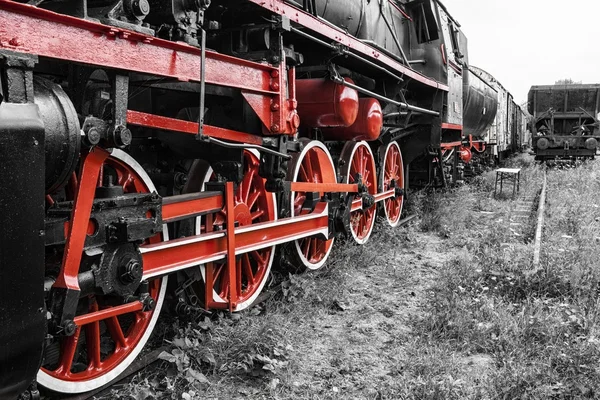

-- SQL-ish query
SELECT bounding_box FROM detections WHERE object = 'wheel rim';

[194,150,276,311]
[290,140,336,270]
[341,141,377,244]
[379,142,404,227]
[38,150,168,393]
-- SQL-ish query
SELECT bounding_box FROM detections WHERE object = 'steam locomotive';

[0,0,520,397]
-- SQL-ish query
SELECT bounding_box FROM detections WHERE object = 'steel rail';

[531,169,547,272]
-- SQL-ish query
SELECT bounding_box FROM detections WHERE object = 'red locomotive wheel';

[288,140,337,270]
[192,150,277,312]
[340,141,377,244]
[38,150,168,393]
[379,142,404,227]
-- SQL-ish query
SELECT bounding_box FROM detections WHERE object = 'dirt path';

[139,225,465,400]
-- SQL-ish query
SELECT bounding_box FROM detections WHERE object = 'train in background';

[528,84,600,161]
[0,0,527,397]
[470,66,530,165]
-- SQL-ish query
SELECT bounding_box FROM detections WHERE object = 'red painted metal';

[459,146,472,163]
[441,123,463,131]
[289,142,337,267]
[440,44,447,66]
[241,61,300,135]
[198,151,276,310]
[441,141,462,148]
[380,143,404,227]
[162,193,223,223]
[388,0,413,21]
[448,60,463,75]
[126,110,264,146]
[323,98,383,141]
[290,181,359,193]
[140,203,330,278]
[296,78,359,128]
[373,189,396,204]
[42,153,165,386]
[204,213,215,309]
[468,135,487,153]
[54,148,110,291]
[0,2,276,93]
[0,2,299,135]
[74,301,144,326]
[350,189,395,212]
[343,142,377,242]
[225,182,237,311]
[246,0,448,91]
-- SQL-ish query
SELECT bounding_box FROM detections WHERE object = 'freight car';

[0,0,507,397]
[471,66,530,164]
[528,84,600,161]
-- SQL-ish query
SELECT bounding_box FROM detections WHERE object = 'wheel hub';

[95,243,144,296]
[233,202,252,226]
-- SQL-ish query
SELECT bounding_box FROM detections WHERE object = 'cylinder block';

[34,77,81,194]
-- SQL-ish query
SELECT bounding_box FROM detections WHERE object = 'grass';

[409,155,600,399]
[104,154,600,399]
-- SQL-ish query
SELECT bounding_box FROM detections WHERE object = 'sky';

[443,0,600,104]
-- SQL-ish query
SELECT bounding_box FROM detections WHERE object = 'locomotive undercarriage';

[0,0,457,397]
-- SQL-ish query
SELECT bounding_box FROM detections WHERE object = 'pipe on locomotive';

[331,75,440,117]
[289,26,405,84]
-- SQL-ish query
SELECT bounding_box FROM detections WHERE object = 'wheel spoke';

[236,258,243,297]
[106,316,127,349]
[243,168,255,203]
[85,299,101,369]
[302,238,310,258]
[242,253,255,286]
[56,327,81,375]
[304,154,315,183]
[247,190,260,210]
[251,209,265,221]
[251,250,266,266]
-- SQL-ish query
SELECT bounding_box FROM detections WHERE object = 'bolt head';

[113,126,132,147]
[87,127,101,146]
[121,260,142,284]
[63,320,77,336]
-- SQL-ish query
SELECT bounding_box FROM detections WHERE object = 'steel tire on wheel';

[185,150,277,312]
[38,149,168,394]
[378,141,404,228]
[340,141,377,245]
[287,139,337,270]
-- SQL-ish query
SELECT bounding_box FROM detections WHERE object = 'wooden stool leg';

[495,173,499,197]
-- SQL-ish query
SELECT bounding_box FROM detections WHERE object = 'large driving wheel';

[379,141,404,227]
[287,140,337,270]
[340,141,377,244]
[38,150,168,393]
[185,150,277,312]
